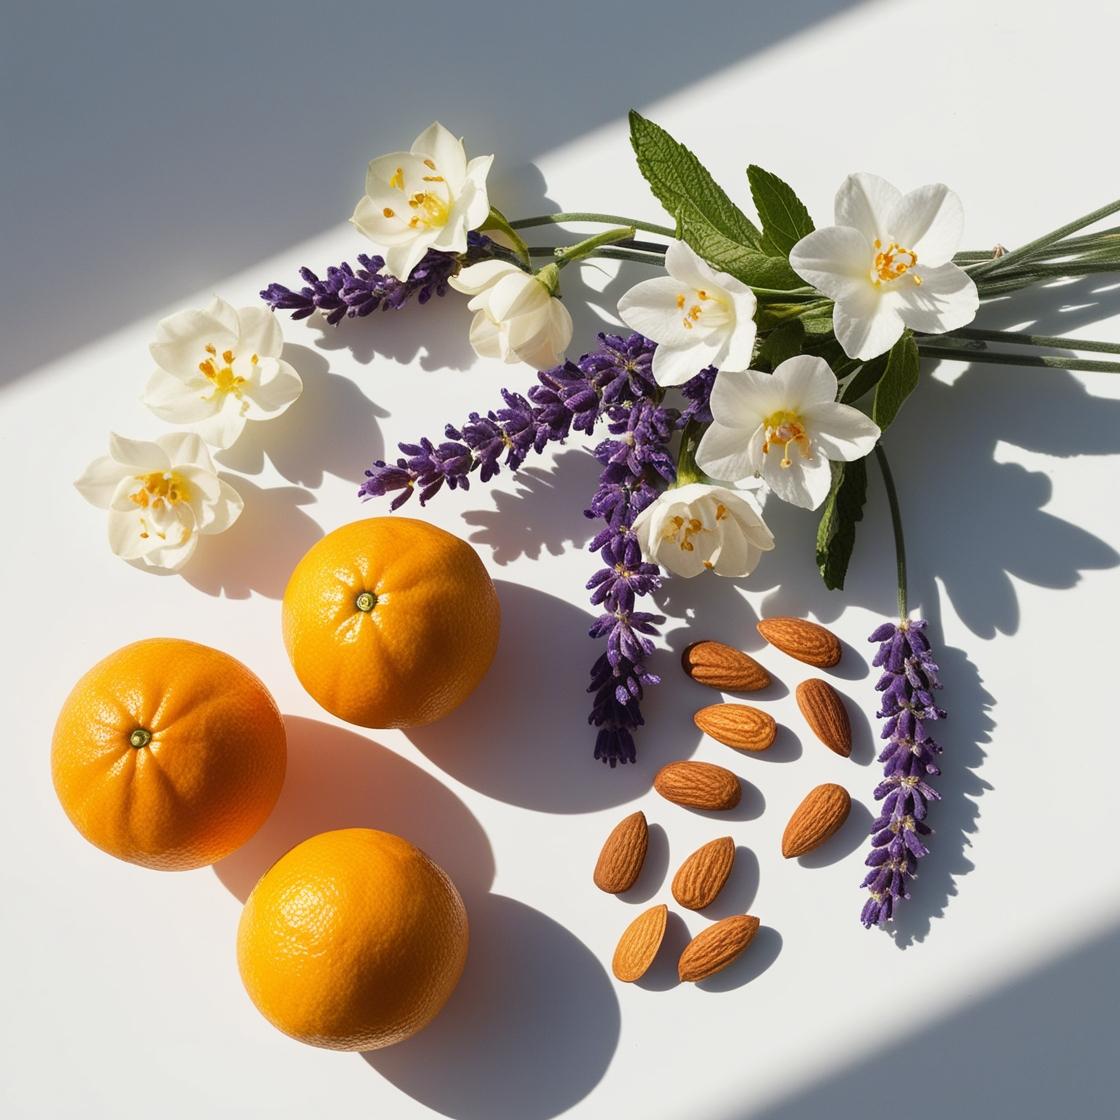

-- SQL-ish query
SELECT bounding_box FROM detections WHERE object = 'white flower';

[632,482,774,578]
[696,355,880,510]
[351,121,493,281]
[789,172,978,361]
[143,297,302,449]
[616,240,758,387]
[448,261,573,370]
[75,433,243,571]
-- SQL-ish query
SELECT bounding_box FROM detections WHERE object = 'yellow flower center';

[386,159,451,231]
[198,343,253,402]
[129,471,191,543]
[762,410,812,469]
[659,503,728,568]
[872,239,922,287]
[674,288,726,331]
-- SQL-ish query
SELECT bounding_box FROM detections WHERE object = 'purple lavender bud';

[860,619,946,928]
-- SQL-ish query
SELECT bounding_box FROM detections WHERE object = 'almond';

[678,914,760,982]
[781,783,851,858]
[612,903,668,982]
[671,836,736,910]
[593,811,648,893]
[693,703,776,752]
[796,679,852,757]
[681,641,770,692]
[756,617,841,668]
[653,760,741,811]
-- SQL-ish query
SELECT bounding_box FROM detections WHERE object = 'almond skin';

[796,679,852,757]
[756,617,841,668]
[653,760,741,811]
[693,703,776,752]
[681,641,770,692]
[678,914,760,982]
[671,836,736,910]
[593,811,648,893]
[782,783,851,858]
[612,904,669,982]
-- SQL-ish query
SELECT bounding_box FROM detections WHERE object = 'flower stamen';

[872,238,921,287]
[761,410,812,469]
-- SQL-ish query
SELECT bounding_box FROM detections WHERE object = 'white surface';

[4,2,1120,1117]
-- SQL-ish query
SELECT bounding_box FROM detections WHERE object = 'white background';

[4,2,1120,1117]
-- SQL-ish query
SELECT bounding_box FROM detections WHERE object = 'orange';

[237,828,468,1050]
[281,516,500,728]
[51,638,286,871]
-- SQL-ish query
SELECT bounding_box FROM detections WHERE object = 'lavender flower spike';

[860,619,946,927]
[261,233,492,325]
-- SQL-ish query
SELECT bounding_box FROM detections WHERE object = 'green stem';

[944,327,1120,355]
[917,344,1120,373]
[526,245,666,266]
[874,445,908,620]
[552,227,636,269]
[969,197,1120,278]
[674,420,706,486]
[510,211,677,239]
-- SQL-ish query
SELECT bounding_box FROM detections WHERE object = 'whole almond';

[796,679,852,757]
[693,703,776,752]
[678,914,760,981]
[671,836,736,910]
[681,641,770,692]
[612,903,668,982]
[782,783,851,858]
[756,617,841,668]
[653,760,741,811]
[593,811,648,893]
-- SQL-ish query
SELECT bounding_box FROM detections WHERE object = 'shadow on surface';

[215,344,387,486]
[179,476,322,600]
[213,716,495,901]
[740,923,1120,1120]
[3,0,862,383]
[365,892,620,1120]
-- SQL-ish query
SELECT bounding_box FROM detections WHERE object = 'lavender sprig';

[261,233,492,325]
[860,619,946,927]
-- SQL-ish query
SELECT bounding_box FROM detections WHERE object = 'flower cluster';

[861,619,946,927]
[261,234,493,327]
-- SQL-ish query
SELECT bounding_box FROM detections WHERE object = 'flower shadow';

[215,343,387,488]
[179,476,322,600]
[462,449,602,565]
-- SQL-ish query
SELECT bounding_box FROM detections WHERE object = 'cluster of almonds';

[595,617,855,984]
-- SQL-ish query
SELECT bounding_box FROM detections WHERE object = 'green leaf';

[479,206,531,267]
[628,111,803,290]
[871,332,921,430]
[757,320,804,369]
[815,458,868,591]
[747,164,815,258]
[840,353,889,404]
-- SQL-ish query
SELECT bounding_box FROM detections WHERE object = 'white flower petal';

[240,357,303,416]
[833,285,905,361]
[364,150,411,198]
[486,271,549,322]
[618,276,697,347]
[695,419,757,484]
[720,290,759,371]
[888,184,963,268]
[107,433,169,471]
[156,432,213,471]
[144,532,199,572]
[194,399,249,450]
[107,507,154,560]
[772,354,838,407]
[196,478,243,535]
[150,299,238,376]
[835,173,901,243]
[233,305,283,358]
[74,455,132,508]
[411,122,468,191]
[462,157,494,230]
[467,310,504,359]
[143,367,216,423]
[803,401,881,461]
[789,225,872,302]
[651,341,719,387]
[449,259,520,295]
[763,453,831,510]
[382,237,435,283]
[709,368,783,428]
[896,262,979,335]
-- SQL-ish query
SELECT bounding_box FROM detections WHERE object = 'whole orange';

[281,516,500,728]
[237,828,468,1050]
[51,638,286,871]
